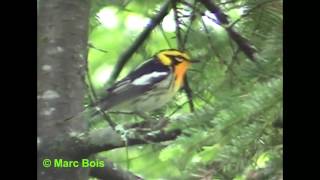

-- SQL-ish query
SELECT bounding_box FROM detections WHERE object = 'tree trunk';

[37,0,90,179]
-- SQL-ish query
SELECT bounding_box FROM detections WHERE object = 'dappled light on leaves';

[162,10,176,32]
[125,14,149,31]
[97,7,119,29]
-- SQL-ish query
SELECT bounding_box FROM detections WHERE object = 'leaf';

[193,144,221,164]
[256,152,271,168]
[159,144,185,162]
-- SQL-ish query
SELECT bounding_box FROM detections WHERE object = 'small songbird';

[70,49,198,121]
[92,49,198,114]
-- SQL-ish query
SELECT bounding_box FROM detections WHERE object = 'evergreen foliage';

[88,0,282,179]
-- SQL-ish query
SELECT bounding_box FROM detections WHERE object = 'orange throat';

[174,61,190,91]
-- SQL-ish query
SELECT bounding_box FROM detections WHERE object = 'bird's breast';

[174,61,190,91]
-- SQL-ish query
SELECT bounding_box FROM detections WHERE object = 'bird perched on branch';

[93,49,198,113]
[67,49,198,122]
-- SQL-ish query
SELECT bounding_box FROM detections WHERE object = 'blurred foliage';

[87,0,282,179]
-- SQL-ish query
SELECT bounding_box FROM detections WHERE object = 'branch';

[198,0,229,24]
[80,127,181,157]
[225,28,256,60]
[90,158,143,180]
[128,129,181,145]
[198,0,257,61]
[107,0,171,85]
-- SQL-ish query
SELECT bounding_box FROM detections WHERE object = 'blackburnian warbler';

[69,49,198,121]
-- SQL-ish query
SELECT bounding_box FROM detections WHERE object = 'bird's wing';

[94,58,171,110]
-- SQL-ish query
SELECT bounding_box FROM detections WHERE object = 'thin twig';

[194,92,215,107]
[159,24,173,48]
[85,52,117,129]
[169,101,190,117]
[108,111,137,115]
[87,78,117,129]
[173,0,197,112]
[200,18,227,66]
[183,74,195,112]
[88,43,108,54]
[182,1,197,49]
[217,0,238,6]
[99,109,117,129]
[181,1,202,13]
[173,0,183,50]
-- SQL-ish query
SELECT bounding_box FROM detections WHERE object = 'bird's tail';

[53,97,115,127]
[61,104,117,128]
[62,106,101,124]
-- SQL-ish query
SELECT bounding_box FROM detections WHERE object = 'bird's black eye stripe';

[176,55,186,60]
[167,55,186,64]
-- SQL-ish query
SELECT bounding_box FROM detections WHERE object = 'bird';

[66,49,198,123]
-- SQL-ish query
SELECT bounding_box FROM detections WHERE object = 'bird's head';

[155,49,198,67]
[155,49,199,89]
